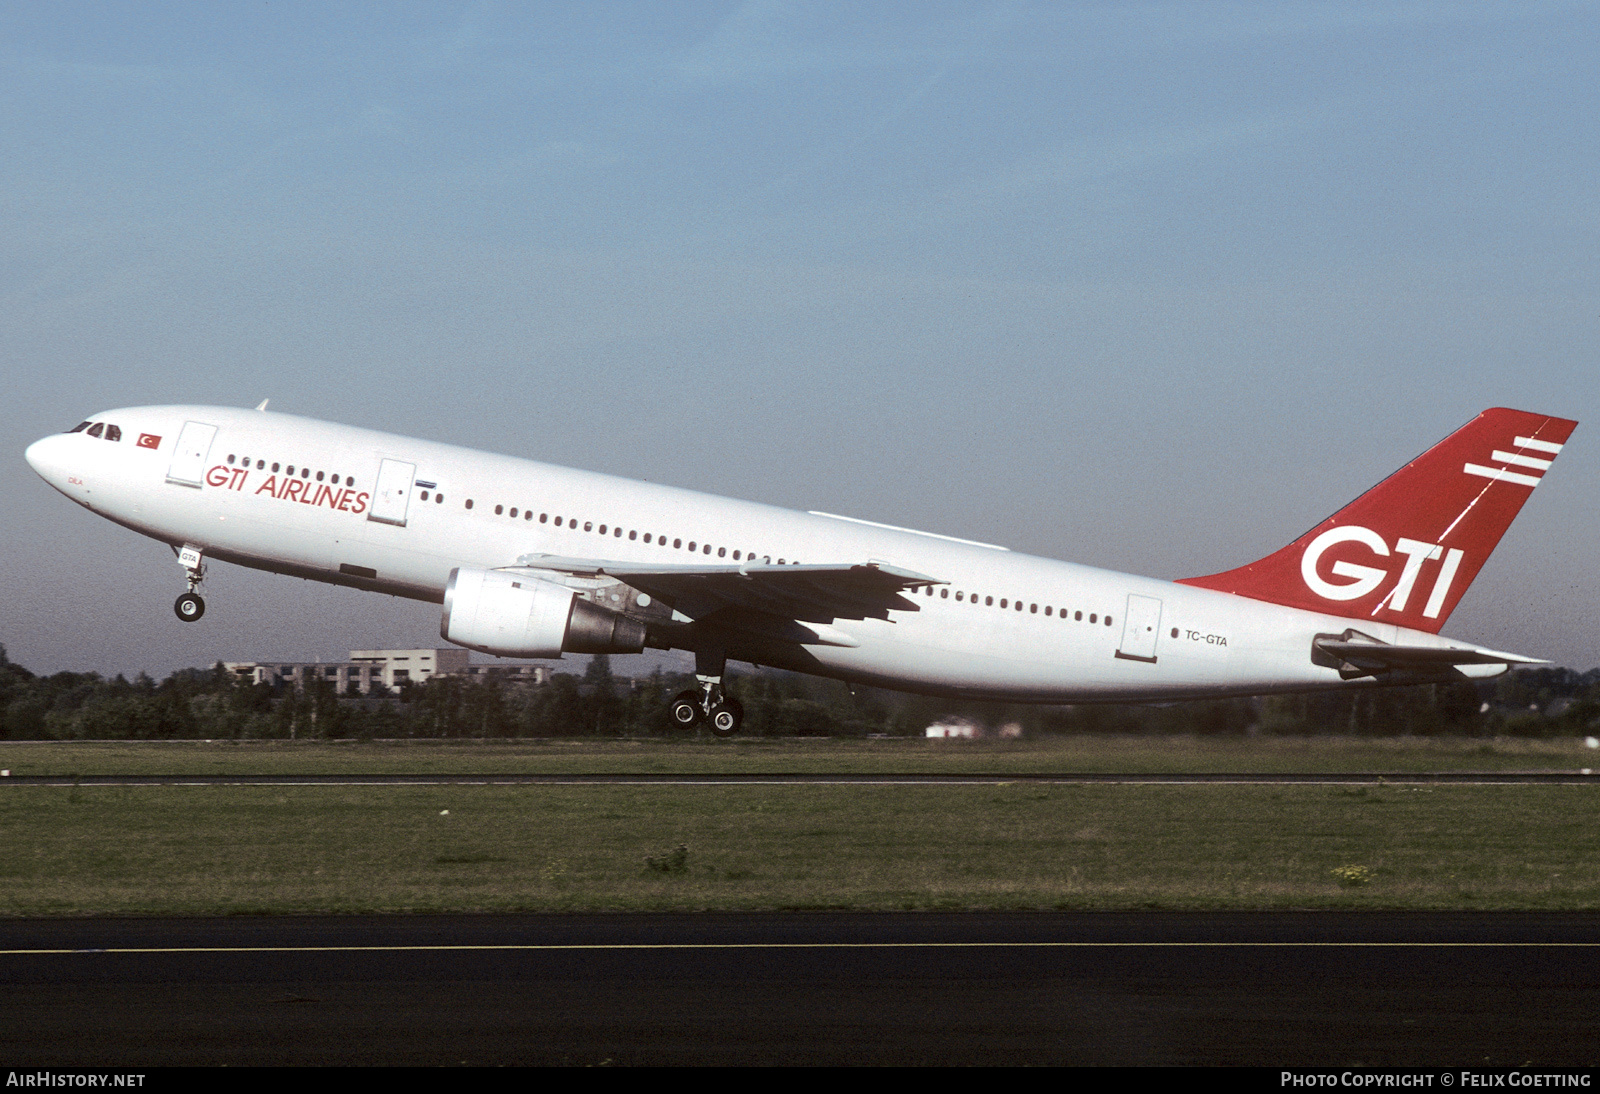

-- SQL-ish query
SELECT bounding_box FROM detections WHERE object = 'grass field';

[1,736,1598,916]
[0,733,1596,777]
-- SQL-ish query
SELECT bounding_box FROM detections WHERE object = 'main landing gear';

[669,647,744,737]
[173,544,206,622]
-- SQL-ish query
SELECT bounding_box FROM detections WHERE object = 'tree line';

[1,645,1596,740]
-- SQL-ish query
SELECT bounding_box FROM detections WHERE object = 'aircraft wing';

[511,554,942,632]
[1312,632,1545,680]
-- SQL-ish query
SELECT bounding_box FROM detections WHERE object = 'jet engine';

[441,567,647,658]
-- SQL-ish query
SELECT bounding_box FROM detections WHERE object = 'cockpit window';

[68,422,91,433]
[87,423,104,438]
[104,425,122,442]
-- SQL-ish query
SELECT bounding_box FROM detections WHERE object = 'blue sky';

[4,2,1597,676]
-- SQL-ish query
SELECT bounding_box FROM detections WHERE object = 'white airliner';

[25,404,1576,735]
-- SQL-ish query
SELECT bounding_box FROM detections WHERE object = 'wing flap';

[511,554,941,624]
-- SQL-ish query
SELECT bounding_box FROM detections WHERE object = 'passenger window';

[316,471,325,482]
[421,491,430,501]
[642,532,650,543]
[940,589,948,598]
[87,423,104,438]
[541,514,549,523]
[1105,616,1113,627]
[717,547,725,557]
[509,508,518,518]
[436,494,444,504]
[1044,606,1052,616]
[1000,598,1008,608]
[301,468,310,479]
[985,596,993,606]
[345,476,354,486]
[598,524,606,535]
[494,505,503,515]
[956,592,964,601]
[105,425,121,441]
[704,544,712,554]
[629,530,637,540]
[466,499,474,509]
[227,455,235,464]
[732,550,740,560]
[1089,614,1097,624]
[1029,603,1036,613]
[260,461,267,470]
[1075,611,1082,621]
[584,522,593,532]
[286,466,294,475]
[616,528,623,537]
[688,542,696,552]
[525,511,533,521]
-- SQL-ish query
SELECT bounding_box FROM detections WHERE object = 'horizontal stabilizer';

[1311,629,1544,680]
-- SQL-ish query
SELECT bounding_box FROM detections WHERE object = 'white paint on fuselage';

[27,405,1487,702]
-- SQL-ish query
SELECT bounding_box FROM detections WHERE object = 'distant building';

[226,648,470,695]
[223,650,628,695]
[349,648,470,689]
[923,718,1023,739]
[925,717,980,739]
[455,664,552,686]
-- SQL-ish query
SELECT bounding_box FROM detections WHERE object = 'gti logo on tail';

[1463,435,1564,488]
[1300,527,1463,619]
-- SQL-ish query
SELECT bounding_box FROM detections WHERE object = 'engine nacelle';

[441,567,647,658]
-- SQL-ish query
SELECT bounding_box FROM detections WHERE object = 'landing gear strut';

[173,544,206,623]
[668,647,744,736]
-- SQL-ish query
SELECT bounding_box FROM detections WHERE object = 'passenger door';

[1115,594,1163,663]
[165,421,218,488]
[367,459,416,527]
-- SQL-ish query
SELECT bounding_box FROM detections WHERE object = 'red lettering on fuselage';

[206,465,250,491]
[250,473,369,516]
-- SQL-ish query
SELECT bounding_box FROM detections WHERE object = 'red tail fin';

[1176,408,1577,633]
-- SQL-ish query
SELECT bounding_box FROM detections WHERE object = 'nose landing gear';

[173,544,206,622]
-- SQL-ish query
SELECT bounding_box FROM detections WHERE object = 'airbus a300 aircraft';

[25,404,1575,735]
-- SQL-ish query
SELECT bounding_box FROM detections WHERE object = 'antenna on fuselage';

[255,399,270,411]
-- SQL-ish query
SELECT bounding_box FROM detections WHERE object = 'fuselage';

[26,404,1501,702]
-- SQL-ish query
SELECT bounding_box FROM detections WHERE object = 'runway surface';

[3,912,1597,1065]
[5,771,1597,785]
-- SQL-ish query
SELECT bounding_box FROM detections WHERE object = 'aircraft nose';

[25,433,70,488]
